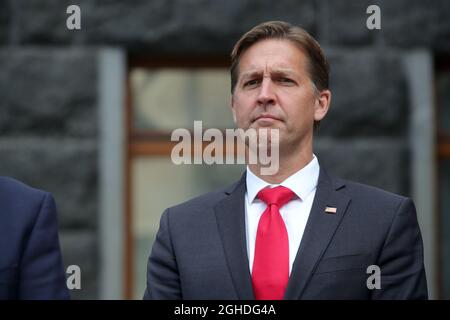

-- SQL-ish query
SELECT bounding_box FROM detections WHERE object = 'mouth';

[253,114,282,123]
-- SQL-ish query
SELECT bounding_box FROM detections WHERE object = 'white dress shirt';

[245,155,320,275]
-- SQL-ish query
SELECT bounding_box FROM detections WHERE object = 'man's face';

[231,39,330,152]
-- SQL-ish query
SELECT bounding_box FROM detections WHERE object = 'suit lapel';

[284,168,351,299]
[214,173,255,300]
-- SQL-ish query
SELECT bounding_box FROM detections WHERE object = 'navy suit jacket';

[144,168,428,299]
[0,177,69,299]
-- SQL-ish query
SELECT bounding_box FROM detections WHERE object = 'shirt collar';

[246,154,320,204]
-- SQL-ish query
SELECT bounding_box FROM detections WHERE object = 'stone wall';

[0,48,98,299]
[0,0,449,299]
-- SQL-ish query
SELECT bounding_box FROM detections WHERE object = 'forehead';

[238,39,308,76]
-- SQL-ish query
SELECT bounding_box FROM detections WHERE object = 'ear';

[314,89,331,122]
[230,95,237,124]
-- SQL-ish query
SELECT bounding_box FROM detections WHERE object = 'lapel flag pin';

[325,206,337,214]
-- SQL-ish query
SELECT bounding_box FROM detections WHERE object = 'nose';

[256,77,276,107]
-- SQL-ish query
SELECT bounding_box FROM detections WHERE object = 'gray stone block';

[15,0,180,49]
[0,0,10,44]
[0,138,98,229]
[0,48,97,137]
[382,0,450,49]
[129,0,316,54]
[320,0,377,45]
[84,0,208,52]
[315,138,410,196]
[318,49,408,137]
[17,0,316,53]
[59,230,98,299]
[225,0,317,40]
[12,0,450,50]
[15,0,89,44]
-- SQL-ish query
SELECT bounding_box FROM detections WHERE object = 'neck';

[248,142,314,184]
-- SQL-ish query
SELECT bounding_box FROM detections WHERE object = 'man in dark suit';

[0,177,69,299]
[144,21,428,299]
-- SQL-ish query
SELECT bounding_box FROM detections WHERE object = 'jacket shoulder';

[340,177,410,211]
[0,177,51,224]
[0,176,47,200]
[168,184,232,214]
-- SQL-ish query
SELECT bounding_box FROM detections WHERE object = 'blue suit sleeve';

[371,198,428,299]
[18,192,70,300]
[143,208,181,299]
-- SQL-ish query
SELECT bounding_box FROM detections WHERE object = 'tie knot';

[257,186,294,208]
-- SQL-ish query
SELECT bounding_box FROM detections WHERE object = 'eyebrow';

[240,68,298,79]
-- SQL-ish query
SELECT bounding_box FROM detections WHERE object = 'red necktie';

[252,186,294,300]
